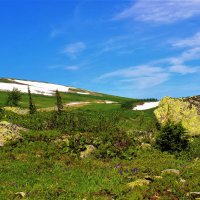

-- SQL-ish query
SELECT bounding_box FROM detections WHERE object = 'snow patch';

[77,92,90,95]
[65,102,90,106]
[133,101,160,110]
[105,100,117,104]
[0,79,72,96]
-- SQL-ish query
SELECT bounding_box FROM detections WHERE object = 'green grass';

[1,88,199,199]
[1,131,200,199]
[0,91,138,109]
[80,103,121,111]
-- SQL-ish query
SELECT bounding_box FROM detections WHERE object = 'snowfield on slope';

[133,101,160,110]
[0,79,73,96]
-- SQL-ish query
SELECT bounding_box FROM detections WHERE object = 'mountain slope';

[0,78,138,109]
[0,78,90,96]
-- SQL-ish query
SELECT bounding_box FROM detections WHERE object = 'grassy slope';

[0,91,135,108]
[1,133,200,199]
[1,89,199,199]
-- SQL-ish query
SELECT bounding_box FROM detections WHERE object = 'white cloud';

[62,42,86,57]
[65,65,79,71]
[171,32,200,48]
[95,63,198,89]
[95,65,171,89]
[169,47,200,65]
[96,65,163,80]
[169,65,199,74]
[114,0,200,24]
[50,28,63,39]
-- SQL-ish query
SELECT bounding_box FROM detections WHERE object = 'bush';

[155,122,188,153]
[94,130,136,159]
[121,101,135,110]
[6,88,22,106]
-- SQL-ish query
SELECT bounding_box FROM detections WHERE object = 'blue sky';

[0,0,200,98]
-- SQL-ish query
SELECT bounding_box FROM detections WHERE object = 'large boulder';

[154,96,200,136]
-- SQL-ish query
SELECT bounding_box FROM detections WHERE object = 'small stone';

[141,143,151,150]
[127,179,150,189]
[15,192,26,198]
[144,176,154,182]
[161,169,180,175]
[189,192,200,198]
[180,178,186,183]
[80,145,96,159]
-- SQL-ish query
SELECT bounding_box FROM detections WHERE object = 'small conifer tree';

[6,88,22,106]
[56,89,63,113]
[156,122,188,153]
[28,86,37,114]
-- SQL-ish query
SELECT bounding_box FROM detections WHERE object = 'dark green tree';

[121,101,135,110]
[0,107,5,120]
[28,86,37,114]
[156,122,188,153]
[56,89,63,113]
[6,88,22,106]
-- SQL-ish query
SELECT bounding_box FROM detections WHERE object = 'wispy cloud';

[65,65,79,71]
[114,0,200,24]
[100,35,135,54]
[95,65,171,89]
[171,32,200,48]
[62,42,86,58]
[169,47,200,65]
[95,36,200,89]
[50,28,63,39]
[95,63,199,89]
[48,64,80,71]
[169,65,199,74]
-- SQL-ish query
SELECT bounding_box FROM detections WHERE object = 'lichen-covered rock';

[15,192,26,198]
[0,121,24,146]
[127,179,150,189]
[140,143,151,150]
[80,145,96,159]
[154,96,200,136]
[161,169,180,175]
[4,107,29,115]
[54,135,70,146]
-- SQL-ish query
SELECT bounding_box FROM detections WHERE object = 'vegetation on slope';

[0,90,200,199]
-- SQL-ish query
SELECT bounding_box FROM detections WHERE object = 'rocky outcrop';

[154,96,200,136]
[0,121,24,146]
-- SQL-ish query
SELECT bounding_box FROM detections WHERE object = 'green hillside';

[0,81,200,199]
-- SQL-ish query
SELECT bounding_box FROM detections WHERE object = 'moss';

[154,96,200,136]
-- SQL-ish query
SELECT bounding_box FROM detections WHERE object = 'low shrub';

[155,122,189,153]
[94,131,136,159]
